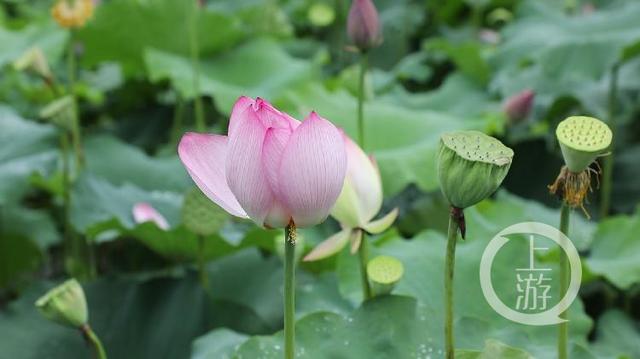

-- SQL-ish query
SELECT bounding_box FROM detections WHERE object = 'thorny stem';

[189,0,205,132]
[600,63,619,218]
[358,231,372,300]
[558,203,571,359]
[284,221,297,359]
[81,324,107,359]
[444,207,460,359]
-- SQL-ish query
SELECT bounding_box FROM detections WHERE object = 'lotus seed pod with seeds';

[437,131,514,209]
[367,255,404,296]
[556,116,612,173]
[182,188,228,237]
[35,279,88,328]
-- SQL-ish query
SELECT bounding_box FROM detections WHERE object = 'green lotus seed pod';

[35,279,88,328]
[181,188,228,236]
[39,96,75,132]
[437,131,514,209]
[367,255,404,296]
[556,116,612,173]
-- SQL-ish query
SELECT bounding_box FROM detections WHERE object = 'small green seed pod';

[556,116,612,173]
[35,279,88,328]
[367,255,404,296]
[437,131,514,209]
[181,188,228,237]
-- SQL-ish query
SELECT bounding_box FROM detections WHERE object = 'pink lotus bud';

[347,0,381,51]
[178,97,347,228]
[503,89,534,124]
[132,203,170,230]
[331,134,383,228]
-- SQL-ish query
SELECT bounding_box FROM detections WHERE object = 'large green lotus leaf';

[76,0,244,75]
[490,1,640,113]
[279,83,489,196]
[456,339,534,359]
[382,73,496,118]
[585,209,640,289]
[1,204,58,249]
[590,310,640,359]
[84,135,190,193]
[0,106,58,204]
[424,39,491,85]
[219,295,543,358]
[192,328,248,359]
[0,21,67,68]
[70,173,183,237]
[144,38,320,110]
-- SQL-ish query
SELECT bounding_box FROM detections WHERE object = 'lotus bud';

[35,279,88,328]
[503,89,534,124]
[40,96,75,132]
[556,116,612,173]
[181,188,227,236]
[13,47,52,81]
[367,255,404,296]
[347,0,382,51]
[437,131,514,210]
[132,202,170,230]
[51,0,94,29]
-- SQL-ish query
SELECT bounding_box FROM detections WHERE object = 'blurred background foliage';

[1,0,640,358]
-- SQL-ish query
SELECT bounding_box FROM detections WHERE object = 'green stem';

[444,211,458,359]
[358,231,372,300]
[600,63,619,218]
[61,133,73,269]
[189,0,205,132]
[284,222,296,359]
[170,94,186,146]
[67,30,84,169]
[197,235,210,293]
[558,203,570,359]
[355,54,372,301]
[356,54,368,150]
[82,325,107,359]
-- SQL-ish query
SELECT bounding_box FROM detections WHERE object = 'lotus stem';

[66,30,84,169]
[355,52,372,300]
[189,0,205,132]
[284,221,297,359]
[558,202,570,359]
[358,232,372,300]
[600,63,619,218]
[357,54,367,149]
[444,207,459,359]
[81,324,107,359]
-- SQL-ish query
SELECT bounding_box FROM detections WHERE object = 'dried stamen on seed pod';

[548,165,601,219]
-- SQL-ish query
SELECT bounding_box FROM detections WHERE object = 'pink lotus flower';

[178,96,347,228]
[304,134,397,261]
[503,89,534,124]
[347,0,382,51]
[132,202,170,230]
